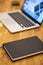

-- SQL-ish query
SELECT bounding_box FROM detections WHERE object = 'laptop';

[0,0,43,33]
[3,36,43,61]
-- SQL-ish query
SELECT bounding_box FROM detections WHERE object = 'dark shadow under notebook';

[3,36,43,61]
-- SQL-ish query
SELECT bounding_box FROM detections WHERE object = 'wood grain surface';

[0,0,43,65]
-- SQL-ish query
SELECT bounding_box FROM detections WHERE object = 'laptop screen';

[22,0,43,24]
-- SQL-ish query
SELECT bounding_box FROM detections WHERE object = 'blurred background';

[0,0,24,12]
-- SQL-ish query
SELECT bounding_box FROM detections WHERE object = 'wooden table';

[0,0,43,65]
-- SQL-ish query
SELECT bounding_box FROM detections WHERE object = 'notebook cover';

[3,36,43,61]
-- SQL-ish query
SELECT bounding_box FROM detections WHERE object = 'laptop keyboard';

[8,12,35,28]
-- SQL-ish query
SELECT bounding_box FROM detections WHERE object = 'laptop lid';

[22,0,43,25]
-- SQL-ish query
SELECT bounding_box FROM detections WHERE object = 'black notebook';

[3,36,43,61]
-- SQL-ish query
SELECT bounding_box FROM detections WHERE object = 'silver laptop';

[0,0,43,33]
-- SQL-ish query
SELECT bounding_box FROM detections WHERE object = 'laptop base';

[0,11,40,33]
